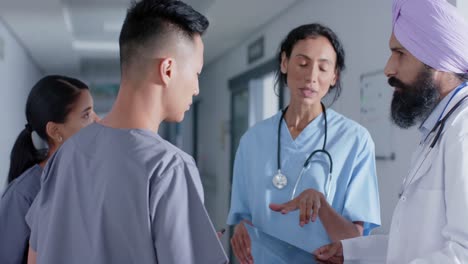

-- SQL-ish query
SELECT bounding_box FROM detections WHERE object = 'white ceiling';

[0,0,298,82]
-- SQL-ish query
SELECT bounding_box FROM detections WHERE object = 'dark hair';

[7,75,89,184]
[275,23,346,104]
[119,0,209,68]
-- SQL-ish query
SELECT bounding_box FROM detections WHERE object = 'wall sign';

[247,36,264,64]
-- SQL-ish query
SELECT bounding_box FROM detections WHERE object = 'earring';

[58,136,63,143]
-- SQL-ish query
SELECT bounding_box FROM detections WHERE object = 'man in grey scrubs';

[25,0,228,263]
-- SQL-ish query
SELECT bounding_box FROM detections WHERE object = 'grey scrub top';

[0,164,42,264]
[26,123,228,264]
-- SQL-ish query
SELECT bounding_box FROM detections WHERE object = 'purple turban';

[393,0,468,73]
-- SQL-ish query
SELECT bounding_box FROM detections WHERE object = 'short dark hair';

[8,75,88,184]
[119,0,209,68]
[275,23,346,104]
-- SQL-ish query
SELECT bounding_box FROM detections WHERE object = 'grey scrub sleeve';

[149,161,228,263]
[0,165,41,264]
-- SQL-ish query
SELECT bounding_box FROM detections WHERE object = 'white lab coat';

[342,87,468,263]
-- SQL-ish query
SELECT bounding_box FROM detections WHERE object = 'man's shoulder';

[55,123,198,180]
[150,140,197,180]
[158,138,196,165]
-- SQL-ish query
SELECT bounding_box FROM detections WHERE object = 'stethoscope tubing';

[429,94,468,148]
[277,102,333,199]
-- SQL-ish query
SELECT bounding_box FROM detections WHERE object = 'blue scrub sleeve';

[227,139,252,225]
[341,132,381,235]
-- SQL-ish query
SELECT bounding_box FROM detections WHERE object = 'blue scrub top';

[0,164,42,264]
[227,109,381,261]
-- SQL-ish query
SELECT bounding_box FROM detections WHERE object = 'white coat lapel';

[405,86,468,189]
[404,142,435,190]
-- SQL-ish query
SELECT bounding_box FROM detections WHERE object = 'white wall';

[0,18,42,191]
[194,0,424,250]
[456,0,468,21]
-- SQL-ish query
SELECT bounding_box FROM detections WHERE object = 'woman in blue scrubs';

[0,75,99,264]
[227,23,381,263]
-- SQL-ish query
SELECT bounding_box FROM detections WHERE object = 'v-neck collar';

[280,111,325,149]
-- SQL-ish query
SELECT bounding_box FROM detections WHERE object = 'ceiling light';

[72,40,119,52]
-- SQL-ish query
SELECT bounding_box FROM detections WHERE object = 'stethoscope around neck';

[273,102,334,200]
[428,94,468,148]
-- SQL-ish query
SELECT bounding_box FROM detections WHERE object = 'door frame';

[227,57,284,262]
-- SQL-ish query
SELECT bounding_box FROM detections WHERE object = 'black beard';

[389,69,440,129]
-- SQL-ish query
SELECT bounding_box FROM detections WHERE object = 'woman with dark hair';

[227,23,381,263]
[0,75,99,264]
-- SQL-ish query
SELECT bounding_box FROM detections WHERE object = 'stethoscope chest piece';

[273,170,288,189]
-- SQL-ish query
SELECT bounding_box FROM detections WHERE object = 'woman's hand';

[230,220,254,264]
[269,189,325,227]
[313,241,344,264]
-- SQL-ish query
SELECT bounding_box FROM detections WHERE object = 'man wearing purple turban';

[313,0,468,263]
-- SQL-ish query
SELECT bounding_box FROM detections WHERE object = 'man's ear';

[159,58,175,86]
